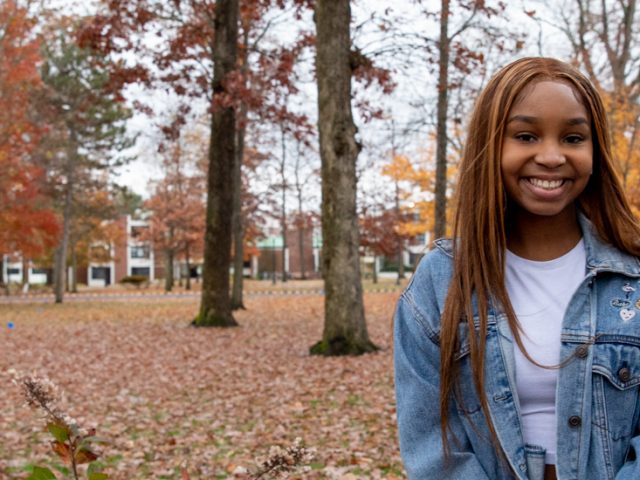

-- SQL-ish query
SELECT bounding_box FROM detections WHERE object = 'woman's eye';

[565,134,584,144]
[515,133,536,142]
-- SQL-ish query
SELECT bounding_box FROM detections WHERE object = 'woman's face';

[501,80,593,223]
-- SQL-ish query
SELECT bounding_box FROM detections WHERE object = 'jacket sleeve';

[394,291,491,480]
[615,436,640,478]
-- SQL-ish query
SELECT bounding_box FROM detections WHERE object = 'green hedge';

[120,275,149,287]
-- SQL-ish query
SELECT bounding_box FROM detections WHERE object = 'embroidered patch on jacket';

[611,283,639,321]
[621,308,636,322]
[612,299,632,308]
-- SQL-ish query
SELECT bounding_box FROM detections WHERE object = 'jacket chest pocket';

[591,341,640,441]
[453,318,499,416]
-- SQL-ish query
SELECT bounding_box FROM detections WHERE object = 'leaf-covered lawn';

[0,293,406,479]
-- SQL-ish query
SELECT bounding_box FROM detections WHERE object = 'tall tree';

[279,124,289,282]
[81,0,311,318]
[230,20,249,309]
[434,0,450,239]
[0,0,59,290]
[39,25,133,303]
[431,0,513,238]
[143,136,206,293]
[310,0,378,356]
[195,0,239,326]
[291,138,318,281]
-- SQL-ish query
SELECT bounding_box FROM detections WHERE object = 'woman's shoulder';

[410,238,455,283]
[400,238,455,325]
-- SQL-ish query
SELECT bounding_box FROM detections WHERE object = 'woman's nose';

[534,141,566,168]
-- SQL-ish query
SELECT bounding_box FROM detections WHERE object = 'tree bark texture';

[195,0,239,327]
[54,161,74,304]
[71,246,78,293]
[230,117,246,309]
[311,0,377,356]
[294,154,307,280]
[231,26,249,310]
[280,126,288,282]
[0,256,7,295]
[165,248,174,292]
[298,222,306,280]
[434,0,450,239]
[392,122,405,284]
[21,257,29,291]
[185,248,191,290]
[394,180,404,285]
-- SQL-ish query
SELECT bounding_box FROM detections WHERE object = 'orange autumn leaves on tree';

[0,0,59,257]
[600,91,640,219]
[142,141,206,271]
[381,152,457,241]
[72,190,127,266]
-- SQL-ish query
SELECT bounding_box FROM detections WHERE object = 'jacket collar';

[431,212,640,276]
[578,213,640,276]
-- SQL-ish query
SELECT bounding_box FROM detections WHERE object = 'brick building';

[254,228,322,279]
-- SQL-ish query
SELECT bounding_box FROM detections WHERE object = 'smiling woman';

[501,80,594,260]
[393,57,640,480]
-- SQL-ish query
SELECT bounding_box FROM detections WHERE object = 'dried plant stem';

[71,444,79,480]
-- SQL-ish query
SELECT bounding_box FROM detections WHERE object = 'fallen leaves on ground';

[0,293,406,479]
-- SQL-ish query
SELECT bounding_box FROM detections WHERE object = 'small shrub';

[119,275,149,288]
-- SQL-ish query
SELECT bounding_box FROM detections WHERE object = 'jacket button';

[575,345,589,358]
[618,367,631,383]
[568,416,582,427]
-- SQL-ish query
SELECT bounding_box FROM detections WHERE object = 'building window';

[130,245,150,259]
[31,268,48,274]
[131,267,150,278]
[91,267,109,280]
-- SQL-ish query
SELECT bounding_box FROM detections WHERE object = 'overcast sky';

[61,0,567,199]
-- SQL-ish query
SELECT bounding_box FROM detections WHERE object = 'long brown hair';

[439,57,640,462]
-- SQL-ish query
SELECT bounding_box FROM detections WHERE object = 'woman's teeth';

[528,178,563,190]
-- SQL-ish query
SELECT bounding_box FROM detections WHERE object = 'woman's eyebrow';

[566,117,589,126]
[506,115,589,125]
[507,114,537,124]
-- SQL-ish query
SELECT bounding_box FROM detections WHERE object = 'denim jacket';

[394,215,640,480]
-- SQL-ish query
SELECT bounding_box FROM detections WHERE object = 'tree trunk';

[372,254,378,284]
[391,121,405,284]
[310,0,378,356]
[165,249,174,292]
[298,221,306,280]
[434,0,450,239]
[185,247,191,291]
[295,153,307,280]
[71,245,78,293]
[21,257,29,292]
[195,0,239,327]
[0,256,8,295]
[271,244,276,284]
[280,126,288,282]
[231,105,247,310]
[394,182,405,286]
[54,165,74,304]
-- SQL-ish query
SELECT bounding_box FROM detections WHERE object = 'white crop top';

[505,239,586,465]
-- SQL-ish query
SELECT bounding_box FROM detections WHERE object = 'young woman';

[394,57,640,480]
